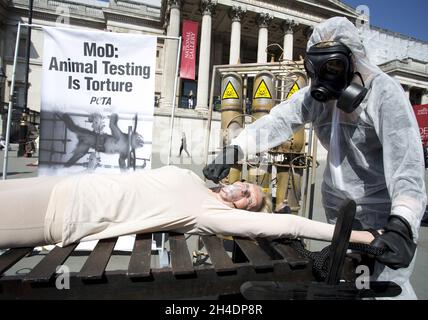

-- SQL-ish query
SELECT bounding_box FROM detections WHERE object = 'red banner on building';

[180,20,198,80]
[413,104,428,143]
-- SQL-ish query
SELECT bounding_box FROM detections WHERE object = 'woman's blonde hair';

[255,187,273,213]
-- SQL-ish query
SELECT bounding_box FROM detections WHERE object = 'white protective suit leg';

[371,253,417,300]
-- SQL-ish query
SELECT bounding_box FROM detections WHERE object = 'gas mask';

[220,183,250,202]
[304,41,368,113]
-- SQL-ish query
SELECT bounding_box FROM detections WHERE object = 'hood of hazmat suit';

[231,17,426,299]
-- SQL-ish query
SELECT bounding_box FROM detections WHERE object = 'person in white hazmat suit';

[203,17,427,299]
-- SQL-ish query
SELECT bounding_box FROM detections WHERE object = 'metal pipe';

[19,0,34,158]
[301,124,313,218]
[23,0,33,111]
[308,131,318,220]
[275,166,289,209]
[203,65,218,170]
[2,23,22,180]
[166,35,182,166]
[164,35,181,258]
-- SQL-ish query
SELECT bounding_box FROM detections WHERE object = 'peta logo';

[90,97,112,105]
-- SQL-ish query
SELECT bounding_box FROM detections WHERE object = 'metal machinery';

[271,73,308,214]
[204,59,317,217]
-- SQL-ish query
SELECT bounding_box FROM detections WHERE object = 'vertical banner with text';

[413,104,428,144]
[39,27,157,175]
[180,20,198,80]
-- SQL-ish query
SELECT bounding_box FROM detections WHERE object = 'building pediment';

[175,0,359,31]
[321,0,359,16]
[292,0,359,20]
[380,58,428,85]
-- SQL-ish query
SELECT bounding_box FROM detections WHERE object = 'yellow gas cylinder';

[273,74,307,212]
[221,72,244,184]
[248,71,276,194]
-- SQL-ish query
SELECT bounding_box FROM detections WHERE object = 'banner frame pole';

[2,22,22,180]
[167,36,182,166]
[162,36,181,260]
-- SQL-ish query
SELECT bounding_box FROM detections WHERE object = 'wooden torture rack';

[0,232,319,300]
[0,200,401,300]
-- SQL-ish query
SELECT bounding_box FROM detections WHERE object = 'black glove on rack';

[371,215,417,270]
[202,145,244,184]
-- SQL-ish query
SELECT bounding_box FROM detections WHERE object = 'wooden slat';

[256,238,281,260]
[127,233,152,278]
[0,248,33,276]
[201,236,236,273]
[24,244,78,283]
[78,238,118,280]
[234,238,272,270]
[271,242,309,268]
[169,233,194,276]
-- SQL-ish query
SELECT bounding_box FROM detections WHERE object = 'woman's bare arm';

[194,210,375,244]
[350,230,375,244]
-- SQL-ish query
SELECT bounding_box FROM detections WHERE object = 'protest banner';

[413,104,428,144]
[39,27,156,175]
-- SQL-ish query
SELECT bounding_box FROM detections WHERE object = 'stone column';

[421,89,428,104]
[160,0,181,109]
[303,25,314,51]
[228,6,246,65]
[256,13,273,63]
[281,19,299,61]
[196,0,216,110]
[403,85,411,99]
[213,35,223,96]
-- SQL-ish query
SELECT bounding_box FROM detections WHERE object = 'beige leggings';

[0,176,64,249]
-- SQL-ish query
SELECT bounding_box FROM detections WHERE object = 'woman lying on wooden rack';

[0,166,376,249]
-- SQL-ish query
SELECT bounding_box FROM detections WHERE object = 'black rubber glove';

[370,215,417,270]
[202,145,243,184]
[275,204,292,214]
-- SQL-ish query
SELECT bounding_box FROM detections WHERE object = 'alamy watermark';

[355,264,370,290]
[55,265,70,290]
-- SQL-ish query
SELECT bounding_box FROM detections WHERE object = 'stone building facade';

[0,0,427,166]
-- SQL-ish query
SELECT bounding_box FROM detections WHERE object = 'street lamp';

[18,0,34,157]
[0,66,6,136]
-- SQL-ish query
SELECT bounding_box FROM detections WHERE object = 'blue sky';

[343,0,428,42]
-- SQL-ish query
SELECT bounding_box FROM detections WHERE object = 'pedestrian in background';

[179,132,190,157]
[188,90,194,109]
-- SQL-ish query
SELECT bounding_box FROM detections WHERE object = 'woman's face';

[217,181,263,211]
